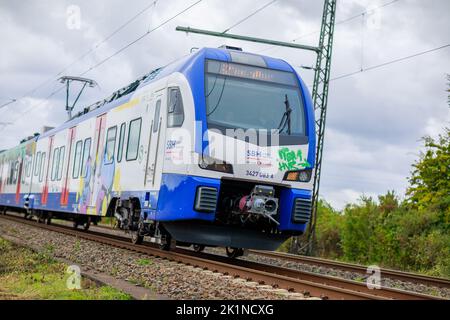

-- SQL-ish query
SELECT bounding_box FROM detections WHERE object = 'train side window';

[14,161,19,183]
[117,123,126,163]
[8,162,12,184]
[39,153,46,182]
[72,140,82,178]
[126,118,142,161]
[10,161,17,184]
[21,160,26,183]
[7,162,12,184]
[104,126,117,165]
[22,160,27,183]
[51,147,60,181]
[26,156,32,177]
[57,146,65,180]
[81,138,91,178]
[34,152,41,176]
[168,87,184,127]
[153,100,161,133]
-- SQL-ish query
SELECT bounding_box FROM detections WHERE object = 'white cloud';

[0,0,449,209]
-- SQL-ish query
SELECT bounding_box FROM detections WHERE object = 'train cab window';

[126,118,142,161]
[153,101,161,133]
[104,126,117,165]
[168,87,184,127]
[72,140,82,178]
[81,138,91,178]
[51,148,60,181]
[34,152,41,176]
[39,153,46,182]
[117,123,126,163]
[57,146,65,180]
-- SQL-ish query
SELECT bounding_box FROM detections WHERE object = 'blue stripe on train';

[155,173,308,232]
[0,173,308,233]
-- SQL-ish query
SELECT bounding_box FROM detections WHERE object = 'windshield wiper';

[277,94,292,135]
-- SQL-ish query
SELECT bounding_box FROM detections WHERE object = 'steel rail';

[250,250,450,290]
[1,213,446,300]
[0,213,384,300]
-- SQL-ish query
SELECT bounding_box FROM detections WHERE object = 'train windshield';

[205,60,306,138]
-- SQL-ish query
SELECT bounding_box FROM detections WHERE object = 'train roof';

[38,47,298,139]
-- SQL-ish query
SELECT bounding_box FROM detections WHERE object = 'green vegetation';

[0,238,132,300]
[282,85,450,278]
[136,258,153,266]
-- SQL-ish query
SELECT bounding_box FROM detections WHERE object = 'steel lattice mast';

[307,0,337,255]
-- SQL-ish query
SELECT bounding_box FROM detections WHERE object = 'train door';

[61,127,76,206]
[41,136,54,206]
[23,144,34,197]
[145,89,167,189]
[0,157,3,195]
[15,156,23,204]
[89,114,107,213]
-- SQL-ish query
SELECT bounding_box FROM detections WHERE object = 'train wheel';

[226,247,244,258]
[193,244,205,253]
[45,217,52,225]
[83,219,91,231]
[159,234,172,251]
[37,213,45,224]
[131,231,144,245]
[73,221,79,229]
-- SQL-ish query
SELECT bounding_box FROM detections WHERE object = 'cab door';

[144,89,167,189]
[15,157,23,205]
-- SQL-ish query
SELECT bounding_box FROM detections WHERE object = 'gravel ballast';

[0,218,309,300]
[202,247,450,299]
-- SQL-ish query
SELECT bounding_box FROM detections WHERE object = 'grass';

[0,238,132,300]
[136,258,153,266]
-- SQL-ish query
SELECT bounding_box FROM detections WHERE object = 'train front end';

[161,48,315,252]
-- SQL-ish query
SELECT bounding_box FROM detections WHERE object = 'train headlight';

[199,155,234,174]
[284,169,312,183]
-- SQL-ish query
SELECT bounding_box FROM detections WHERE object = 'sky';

[0,0,449,210]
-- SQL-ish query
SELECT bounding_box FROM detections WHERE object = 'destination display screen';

[206,60,298,86]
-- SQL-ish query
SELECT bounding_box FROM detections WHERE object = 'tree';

[406,77,450,216]
[406,130,450,218]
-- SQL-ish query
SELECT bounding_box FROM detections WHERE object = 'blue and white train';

[0,47,315,257]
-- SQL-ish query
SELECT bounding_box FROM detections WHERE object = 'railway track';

[83,220,450,292]
[249,250,450,290]
[0,212,446,300]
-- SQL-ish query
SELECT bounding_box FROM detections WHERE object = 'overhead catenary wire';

[222,0,277,34]
[0,0,160,111]
[292,0,402,43]
[0,0,203,134]
[258,0,402,55]
[330,44,450,82]
[79,0,203,76]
